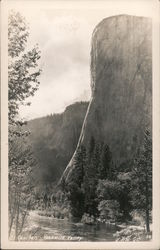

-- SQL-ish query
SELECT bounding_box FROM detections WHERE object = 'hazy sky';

[7,0,155,120]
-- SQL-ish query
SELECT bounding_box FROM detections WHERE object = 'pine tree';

[99,144,112,179]
[88,136,95,161]
[94,142,102,171]
[83,137,99,216]
[73,145,86,187]
[131,129,152,233]
[67,145,86,219]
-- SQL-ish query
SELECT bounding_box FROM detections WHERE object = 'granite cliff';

[62,15,152,182]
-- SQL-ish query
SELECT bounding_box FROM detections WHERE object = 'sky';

[7,0,155,120]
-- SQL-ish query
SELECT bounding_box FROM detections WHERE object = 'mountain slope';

[62,15,152,182]
[28,102,88,183]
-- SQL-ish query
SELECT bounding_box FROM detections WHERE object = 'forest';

[8,11,152,242]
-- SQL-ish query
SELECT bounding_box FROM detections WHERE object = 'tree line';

[61,131,152,233]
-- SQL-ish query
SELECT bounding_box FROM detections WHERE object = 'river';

[21,211,118,241]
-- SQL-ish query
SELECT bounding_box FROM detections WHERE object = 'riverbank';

[114,225,152,241]
[11,210,152,242]
[35,209,152,242]
[15,210,117,241]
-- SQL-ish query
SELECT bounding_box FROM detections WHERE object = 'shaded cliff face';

[28,102,88,183]
[62,15,152,182]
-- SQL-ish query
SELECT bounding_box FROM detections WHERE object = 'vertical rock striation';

[61,15,152,182]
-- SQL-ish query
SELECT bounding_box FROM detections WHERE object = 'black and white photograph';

[1,0,160,249]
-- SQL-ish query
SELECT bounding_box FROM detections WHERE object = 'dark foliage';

[130,129,152,232]
[65,130,152,232]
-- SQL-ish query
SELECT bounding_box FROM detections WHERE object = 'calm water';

[24,211,117,241]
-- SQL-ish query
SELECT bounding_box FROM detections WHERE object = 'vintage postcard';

[1,0,160,249]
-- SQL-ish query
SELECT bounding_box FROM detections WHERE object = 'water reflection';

[28,212,117,241]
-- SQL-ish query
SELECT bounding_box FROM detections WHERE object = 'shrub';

[98,200,121,222]
[130,210,145,226]
[81,213,95,224]
[114,226,152,241]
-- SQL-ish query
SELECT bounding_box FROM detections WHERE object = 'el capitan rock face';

[62,15,152,182]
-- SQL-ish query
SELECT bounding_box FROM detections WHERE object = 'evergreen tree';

[99,144,112,179]
[94,142,102,171]
[67,145,86,218]
[73,145,86,187]
[88,136,95,161]
[83,137,99,217]
[131,129,152,232]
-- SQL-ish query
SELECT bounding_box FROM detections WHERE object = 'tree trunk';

[9,190,17,237]
[145,171,150,233]
[15,194,20,241]
[9,213,14,237]
[146,205,150,233]
[18,200,31,236]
